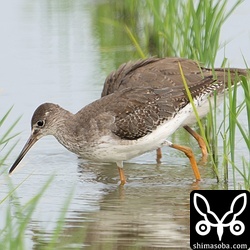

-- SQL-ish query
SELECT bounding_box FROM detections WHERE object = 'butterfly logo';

[193,193,247,241]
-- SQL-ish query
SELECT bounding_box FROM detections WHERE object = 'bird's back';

[101,57,248,97]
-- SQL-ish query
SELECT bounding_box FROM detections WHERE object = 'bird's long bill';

[9,133,38,174]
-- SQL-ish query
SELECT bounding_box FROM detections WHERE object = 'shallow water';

[0,1,250,249]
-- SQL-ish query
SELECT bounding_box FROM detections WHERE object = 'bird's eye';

[37,120,45,127]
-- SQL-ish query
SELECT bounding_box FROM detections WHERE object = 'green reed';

[119,0,243,64]
[224,75,250,190]
[179,63,221,181]
[0,107,21,169]
[205,69,250,189]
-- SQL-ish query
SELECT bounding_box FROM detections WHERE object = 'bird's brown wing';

[110,76,218,140]
[101,57,204,97]
[102,57,248,98]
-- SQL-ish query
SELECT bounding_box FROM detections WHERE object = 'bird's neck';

[53,112,88,156]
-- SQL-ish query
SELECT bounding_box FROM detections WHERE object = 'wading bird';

[9,58,247,184]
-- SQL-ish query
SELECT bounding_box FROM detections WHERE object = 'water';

[0,1,249,249]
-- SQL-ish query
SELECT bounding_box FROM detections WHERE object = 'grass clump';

[104,0,243,64]
[0,176,53,250]
[0,176,74,250]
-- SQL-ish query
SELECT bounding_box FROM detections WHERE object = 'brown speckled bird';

[9,58,247,185]
[101,57,248,163]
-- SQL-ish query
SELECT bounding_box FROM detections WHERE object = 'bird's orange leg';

[163,140,201,181]
[118,167,126,185]
[183,125,208,158]
[156,148,162,163]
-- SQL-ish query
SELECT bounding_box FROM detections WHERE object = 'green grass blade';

[124,25,146,58]
[178,62,219,180]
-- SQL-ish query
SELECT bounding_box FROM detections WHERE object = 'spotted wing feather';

[107,87,173,139]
